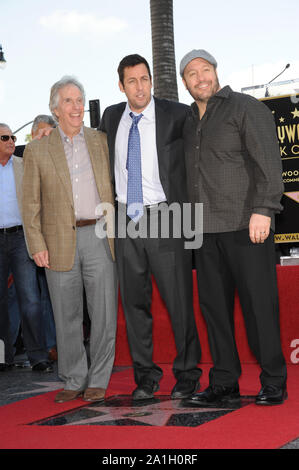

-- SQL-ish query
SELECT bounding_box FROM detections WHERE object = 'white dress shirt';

[114,96,166,205]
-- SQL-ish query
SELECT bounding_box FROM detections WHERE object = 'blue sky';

[1,0,299,144]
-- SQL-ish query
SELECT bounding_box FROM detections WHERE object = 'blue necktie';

[126,112,143,222]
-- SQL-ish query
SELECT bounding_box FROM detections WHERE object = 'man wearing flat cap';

[180,49,287,406]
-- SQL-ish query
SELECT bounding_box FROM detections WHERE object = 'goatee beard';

[187,78,220,104]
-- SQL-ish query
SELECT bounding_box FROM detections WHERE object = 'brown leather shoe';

[83,387,106,402]
[54,389,83,403]
[48,347,58,362]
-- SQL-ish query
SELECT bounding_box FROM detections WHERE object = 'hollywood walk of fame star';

[11,381,62,396]
[41,395,251,427]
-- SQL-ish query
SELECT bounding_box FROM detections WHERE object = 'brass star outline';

[291,107,299,119]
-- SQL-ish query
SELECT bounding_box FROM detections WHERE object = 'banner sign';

[260,94,299,243]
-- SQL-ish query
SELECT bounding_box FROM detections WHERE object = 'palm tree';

[150,0,178,101]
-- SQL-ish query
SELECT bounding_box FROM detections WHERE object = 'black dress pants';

[194,229,287,388]
[115,204,202,386]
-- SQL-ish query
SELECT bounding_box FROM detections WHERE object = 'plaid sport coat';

[22,126,115,271]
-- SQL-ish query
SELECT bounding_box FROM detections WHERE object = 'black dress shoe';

[171,378,200,399]
[132,380,160,401]
[185,384,240,407]
[32,361,53,373]
[14,360,31,369]
[255,385,287,405]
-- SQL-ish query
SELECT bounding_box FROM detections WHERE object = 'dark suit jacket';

[14,145,25,158]
[99,96,191,205]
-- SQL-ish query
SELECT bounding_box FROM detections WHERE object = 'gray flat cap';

[180,49,217,76]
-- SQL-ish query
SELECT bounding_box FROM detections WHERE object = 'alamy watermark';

[0,339,4,364]
[290,339,299,364]
[95,202,203,250]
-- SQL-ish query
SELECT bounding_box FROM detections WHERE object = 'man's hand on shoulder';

[249,213,271,244]
[33,127,54,140]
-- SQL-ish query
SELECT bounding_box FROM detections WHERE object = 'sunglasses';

[0,135,17,143]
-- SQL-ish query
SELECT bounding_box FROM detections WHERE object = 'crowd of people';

[0,49,287,406]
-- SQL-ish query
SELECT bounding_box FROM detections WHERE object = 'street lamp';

[0,44,7,69]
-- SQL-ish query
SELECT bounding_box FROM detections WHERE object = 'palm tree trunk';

[150,0,178,101]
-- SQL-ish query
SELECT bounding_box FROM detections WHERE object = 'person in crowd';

[22,76,118,403]
[180,49,287,406]
[31,114,56,138]
[100,54,202,401]
[14,114,56,158]
[31,115,57,361]
[7,275,23,358]
[9,115,58,362]
[0,123,52,372]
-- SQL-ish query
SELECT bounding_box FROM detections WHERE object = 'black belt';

[144,202,168,211]
[76,219,98,227]
[144,204,160,211]
[116,201,168,215]
[0,225,23,233]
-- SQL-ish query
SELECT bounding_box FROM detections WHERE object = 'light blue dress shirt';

[0,156,22,228]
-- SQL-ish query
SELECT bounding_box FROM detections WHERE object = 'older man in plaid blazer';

[22,76,117,403]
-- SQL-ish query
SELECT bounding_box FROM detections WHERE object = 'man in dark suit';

[100,54,202,401]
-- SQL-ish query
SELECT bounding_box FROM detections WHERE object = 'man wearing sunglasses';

[0,124,52,372]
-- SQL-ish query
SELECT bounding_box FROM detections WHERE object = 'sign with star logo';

[261,94,299,243]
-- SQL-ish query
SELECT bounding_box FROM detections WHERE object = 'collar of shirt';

[191,85,232,117]
[0,154,13,167]
[124,95,155,123]
[58,125,84,143]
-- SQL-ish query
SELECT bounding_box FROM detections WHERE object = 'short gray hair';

[31,115,56,134]
[0,123,11,131]
[49,75,85,121]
